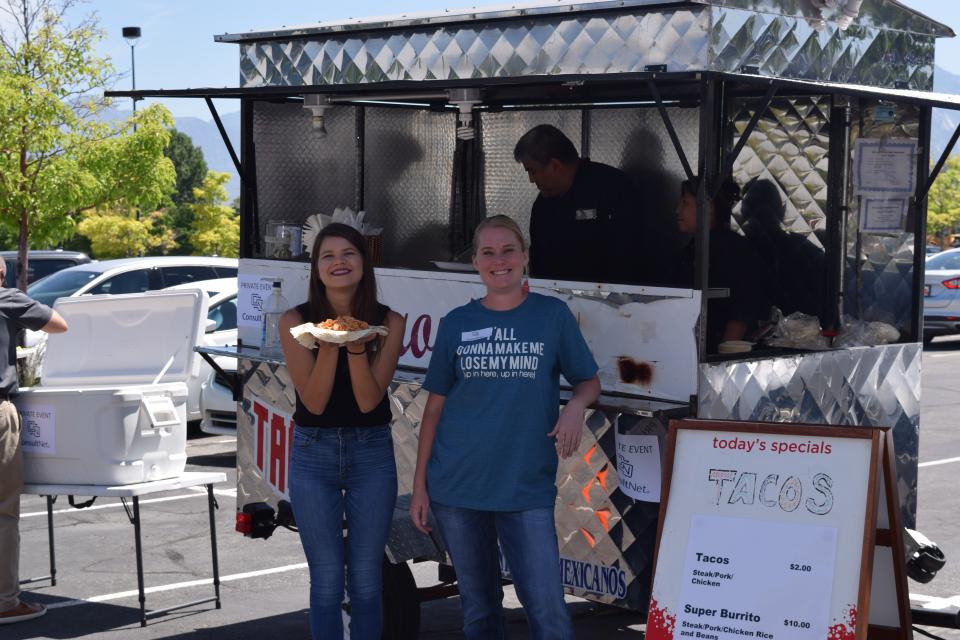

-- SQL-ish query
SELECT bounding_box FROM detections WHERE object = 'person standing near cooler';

[410,215,601,640]
[0,261,67,626]
[279,223,406,640]
[515,124,651,283]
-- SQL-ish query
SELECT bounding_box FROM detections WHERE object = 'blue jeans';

[432,502,573,640]
[289,425,397,640]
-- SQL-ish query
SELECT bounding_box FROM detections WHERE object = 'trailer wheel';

[382,557,420,640]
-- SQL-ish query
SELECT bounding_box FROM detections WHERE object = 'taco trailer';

[110,0,960,635]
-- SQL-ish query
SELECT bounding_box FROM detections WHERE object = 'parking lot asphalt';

[9,339,960,639]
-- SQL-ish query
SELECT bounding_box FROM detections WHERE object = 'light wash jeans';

[432,501,574,640]
[288,425,397,640]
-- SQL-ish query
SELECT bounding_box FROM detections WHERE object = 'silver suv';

[1,250,91,287]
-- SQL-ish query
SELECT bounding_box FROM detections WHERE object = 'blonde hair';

[472,215,528,255]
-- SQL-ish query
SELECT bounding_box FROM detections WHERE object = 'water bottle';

[260,281,288,358]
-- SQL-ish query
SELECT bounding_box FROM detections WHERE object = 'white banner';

[614,432,661,502]
[238,274,275,328]
[20,405,56,456]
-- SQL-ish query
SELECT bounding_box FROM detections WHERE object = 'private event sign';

[614,431,661,502]
[648,422,880,640]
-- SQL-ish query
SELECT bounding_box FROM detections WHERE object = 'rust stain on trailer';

[617,357,653,386]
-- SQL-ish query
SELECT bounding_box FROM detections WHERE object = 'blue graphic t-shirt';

[422,293,599,511]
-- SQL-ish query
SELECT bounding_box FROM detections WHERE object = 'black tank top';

[292,303,393,428]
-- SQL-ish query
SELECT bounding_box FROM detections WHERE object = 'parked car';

[200,366,238,435]
[24,256,238,346]
[923,248,960,344]
[1,250,91,287]
[168,278,238,426]
[926,244,942,256]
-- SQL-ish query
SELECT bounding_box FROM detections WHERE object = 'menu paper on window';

[614,431,661,502]
[676,515,837,640]
[853,138,918,196]
[238,275,275,328]
[859,198,909,233]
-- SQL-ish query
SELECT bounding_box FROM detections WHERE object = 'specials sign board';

[648,421,882,640]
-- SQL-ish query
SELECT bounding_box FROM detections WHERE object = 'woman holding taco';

[409,215,601,640]
[279,222,405,640]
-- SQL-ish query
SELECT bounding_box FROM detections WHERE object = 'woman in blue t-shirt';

[279,223,405,640]
[410,215,601,640]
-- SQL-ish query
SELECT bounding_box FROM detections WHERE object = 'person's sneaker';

[0,601,47,624]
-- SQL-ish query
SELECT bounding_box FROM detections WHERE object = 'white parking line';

[44,562,309,609]
[911,592,960,610]
[918,456,960,468]
[20,486,237,519]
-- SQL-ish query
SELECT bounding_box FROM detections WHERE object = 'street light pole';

[122,26,141,121]
[122,26,142,228]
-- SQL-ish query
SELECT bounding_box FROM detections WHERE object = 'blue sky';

[63,0,960,120]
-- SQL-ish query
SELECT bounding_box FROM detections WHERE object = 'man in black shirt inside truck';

[514,125,648,283]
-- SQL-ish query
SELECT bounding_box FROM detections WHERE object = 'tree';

[927,155,960,248]
[189,171,239,257]
[77,206,174,258]
[158,129,207,255]
[0,0,176,289]
[166,129,207,206]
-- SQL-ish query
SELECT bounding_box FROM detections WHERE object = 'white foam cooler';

[16,289,208,485]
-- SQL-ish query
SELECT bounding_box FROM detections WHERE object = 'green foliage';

[189,171,239,257]
[165,129,207,206]
[77,206,175,258]
[0,0,176,288]
[927,155,960,247]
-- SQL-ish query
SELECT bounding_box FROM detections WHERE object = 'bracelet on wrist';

[346,347,366,355]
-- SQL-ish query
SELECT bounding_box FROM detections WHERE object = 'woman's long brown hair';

[304,224,385,357]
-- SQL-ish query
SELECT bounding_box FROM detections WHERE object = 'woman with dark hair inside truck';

[279,222,406,640]
[409,215,601,640]
[673,177,773,353]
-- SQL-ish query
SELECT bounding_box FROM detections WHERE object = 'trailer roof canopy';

[211,0,953,43]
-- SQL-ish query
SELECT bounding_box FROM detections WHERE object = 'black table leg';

[46,495,56,586]
[207,485,221,609]
[132,496,146,627]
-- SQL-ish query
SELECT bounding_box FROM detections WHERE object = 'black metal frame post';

[240,98,259,259]
[911,105,934,343]
[694,77,723,362]
[824,97,852,334]
[20,495,57,586]
[207,484,222,609]
[130,497,147,626]
[116,490,222,626]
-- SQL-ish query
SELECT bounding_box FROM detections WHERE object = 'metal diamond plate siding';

[697,343,921,528]
[238,8,711,87]
[363,107,456,267]
[555,409,667,608]
[844,101,921,334]
[711,8,934,90]
[253,102,358,253]
[589,107,699,247]
[730,96,830,244]
[236,6,933,90]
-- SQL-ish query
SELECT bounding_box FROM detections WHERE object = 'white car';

[26,256,238,347]
[167,278,238,426]
[199,365,238,435]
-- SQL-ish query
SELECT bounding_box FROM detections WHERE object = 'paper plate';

[290,322,389,348]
